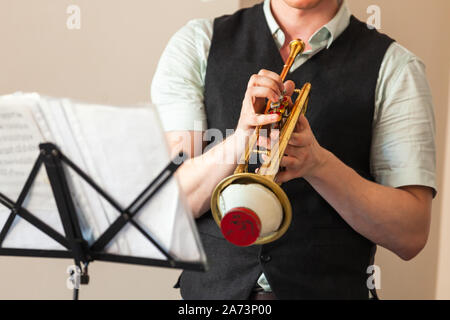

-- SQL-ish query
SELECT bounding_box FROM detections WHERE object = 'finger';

[257,129,280,148]
[288,131,312,147]
[270,128,281,140]
[258,69,284,91]
[295,114,311,131]
[280,155,300,168]
[261,153,269,163]
[246,86,280,103]
[284,144,301,156]
[248,75,282,96]
[275,170,297,184]
[283,80,295,97]
[249,113,281,126]
[257,135,271,149]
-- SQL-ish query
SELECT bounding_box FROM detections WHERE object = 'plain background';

[0,0,449,299]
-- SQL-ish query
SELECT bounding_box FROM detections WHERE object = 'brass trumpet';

[211,39,312,246]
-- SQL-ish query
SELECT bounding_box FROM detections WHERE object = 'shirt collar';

[263,0,351,50]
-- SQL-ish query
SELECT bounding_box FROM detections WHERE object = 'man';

[152,0,436,299]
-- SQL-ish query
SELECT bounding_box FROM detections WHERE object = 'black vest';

[180,3,394,299]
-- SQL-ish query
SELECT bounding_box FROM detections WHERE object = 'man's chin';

[282,0,328,10]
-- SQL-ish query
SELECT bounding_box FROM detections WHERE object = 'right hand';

[236,69,295,132]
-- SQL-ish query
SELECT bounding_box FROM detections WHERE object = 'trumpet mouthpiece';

[289,39,305,58]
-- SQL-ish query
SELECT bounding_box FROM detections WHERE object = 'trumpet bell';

[211,173,292,246]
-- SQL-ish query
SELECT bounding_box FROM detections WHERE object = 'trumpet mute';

[219,183,283,246]
[211,173,292,246]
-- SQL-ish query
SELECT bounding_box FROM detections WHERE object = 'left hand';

[258,113,329,184]
[277,114,329,183]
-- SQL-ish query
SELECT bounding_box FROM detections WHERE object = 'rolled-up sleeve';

[371,43,437,195]
[151,19,212,131]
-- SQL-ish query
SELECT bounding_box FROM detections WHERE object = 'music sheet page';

[0,93,205,264]
[0,94,66,249]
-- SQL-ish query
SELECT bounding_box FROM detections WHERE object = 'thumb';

[283,80,295,97]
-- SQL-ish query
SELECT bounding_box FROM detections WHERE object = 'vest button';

[260,254,271,263]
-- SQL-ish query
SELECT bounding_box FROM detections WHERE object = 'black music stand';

[0,143,206,300]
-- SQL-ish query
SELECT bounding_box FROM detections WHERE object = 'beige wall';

[0,0,449,299]
[0,0,240,105]
[0,0,240,300]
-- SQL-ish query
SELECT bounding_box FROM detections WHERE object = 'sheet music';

[0,94,66,249]
[0,99,40,201]
[36,97,105,246]
[0,93,205,264]
[64,101,180,259]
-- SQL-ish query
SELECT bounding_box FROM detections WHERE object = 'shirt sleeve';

[371,42,437,195]
[151,19,213,131]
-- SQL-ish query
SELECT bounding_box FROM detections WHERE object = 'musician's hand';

[236,69,295,132]
[276,115,330,183]
[257,113,329,182]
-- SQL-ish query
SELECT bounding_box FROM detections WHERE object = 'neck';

[271,0,341,48]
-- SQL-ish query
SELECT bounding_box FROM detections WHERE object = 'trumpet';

[210,39,312,246]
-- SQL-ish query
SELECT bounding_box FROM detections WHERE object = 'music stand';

[0,142,206,300]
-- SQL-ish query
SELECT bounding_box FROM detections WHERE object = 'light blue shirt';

[151,0,437,292]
